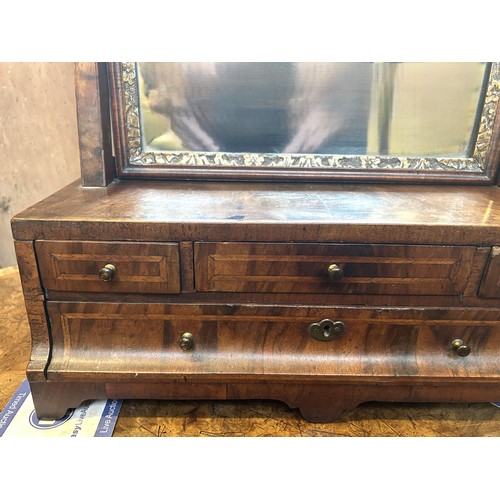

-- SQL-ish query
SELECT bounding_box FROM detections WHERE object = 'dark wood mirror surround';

[11,63,500,422]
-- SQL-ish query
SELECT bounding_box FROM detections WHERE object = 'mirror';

[112,62,500,183]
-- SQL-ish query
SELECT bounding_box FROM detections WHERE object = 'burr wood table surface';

[1,265,498,437]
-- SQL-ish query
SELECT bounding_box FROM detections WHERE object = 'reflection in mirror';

[136,62,489,158]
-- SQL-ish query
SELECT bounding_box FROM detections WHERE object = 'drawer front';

[195,243,477,296]
[36,240,180,294]
[46,302,500,380]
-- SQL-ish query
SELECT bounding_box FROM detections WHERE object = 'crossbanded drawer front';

[36,240,180,293]
[194,242,476,295]
[46,302,500,381]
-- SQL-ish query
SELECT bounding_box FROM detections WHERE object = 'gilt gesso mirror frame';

[109,62,500,184]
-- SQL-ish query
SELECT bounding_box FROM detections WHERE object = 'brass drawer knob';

[327,264,344,281]
[309,319,345,342]
[98,264,116,282]
[451,339,471,357]
[180,332,194,351]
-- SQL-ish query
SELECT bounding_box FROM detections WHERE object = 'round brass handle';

[98,264,116,282]
[180,332,194,351]
[451,339,471,357]
[328,264,344,281]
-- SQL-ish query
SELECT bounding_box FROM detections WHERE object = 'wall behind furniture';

[0,63,81,268]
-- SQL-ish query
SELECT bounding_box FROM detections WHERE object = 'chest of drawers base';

[27,300,500,421]
[11,180,500,422]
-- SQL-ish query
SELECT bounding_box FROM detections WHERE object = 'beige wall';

[0,63,81,268]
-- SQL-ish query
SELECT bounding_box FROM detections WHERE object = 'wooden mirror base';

[12,180,500,423]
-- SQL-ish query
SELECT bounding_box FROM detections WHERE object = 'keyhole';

[323,325,331,338]
[308,319,345,342]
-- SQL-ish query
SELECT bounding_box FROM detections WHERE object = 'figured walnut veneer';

[36,240,180,294]
[46,302,500,381]
[11,179,500,422]
[194,242,476,295]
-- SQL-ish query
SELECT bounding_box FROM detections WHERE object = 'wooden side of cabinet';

[13,241,50,381]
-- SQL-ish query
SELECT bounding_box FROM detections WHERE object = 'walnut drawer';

[194,243,477,296]
[46,302,500,381]
[36,240,180,294]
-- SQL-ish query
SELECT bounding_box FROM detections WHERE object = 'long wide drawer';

[36,240,181,294]
[194,242,477,296]
[46,302,500,381]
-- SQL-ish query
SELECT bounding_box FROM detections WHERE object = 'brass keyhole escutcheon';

[328,264,344,281]
[309,319,345,342]
[99,263,116,282]
[451,339,471,357]
[180,332,194,351]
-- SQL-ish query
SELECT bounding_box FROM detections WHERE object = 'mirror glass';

[136,62,488,158]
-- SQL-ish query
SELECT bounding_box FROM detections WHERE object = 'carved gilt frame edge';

[120,62,500,175]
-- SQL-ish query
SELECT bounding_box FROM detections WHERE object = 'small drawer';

[46,302,500,381]
[36,240,180,294]
[194,242,477,296]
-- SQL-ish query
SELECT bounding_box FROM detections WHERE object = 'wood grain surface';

[11,179,500,422]
[74,63,115,187]
[46,301,500,381]
[12,179,500,246]
[1,266,499,436]
[36,240,181,294]
[194,242,477,295]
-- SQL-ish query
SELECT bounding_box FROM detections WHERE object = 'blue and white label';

[94,399,123,437]
[0,379,122,437]
[0,379,31,437]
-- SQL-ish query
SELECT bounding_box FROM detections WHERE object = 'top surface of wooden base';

[11,179,500,245]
